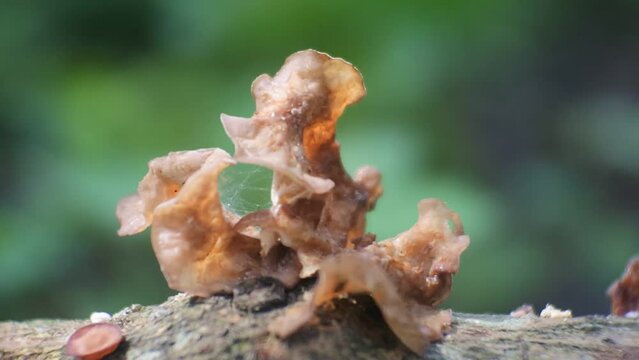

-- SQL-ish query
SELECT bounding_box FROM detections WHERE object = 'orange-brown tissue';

[116,50,470,354]
[608,256,639,317]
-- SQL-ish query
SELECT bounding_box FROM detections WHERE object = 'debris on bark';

[90,312,112,324]
[510,304,536,318]
[540,304,573,319]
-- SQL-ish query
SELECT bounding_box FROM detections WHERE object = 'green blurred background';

[1,0,638,321]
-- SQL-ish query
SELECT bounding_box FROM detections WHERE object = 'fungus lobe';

[608,256,639,316]
[270,199,469,353]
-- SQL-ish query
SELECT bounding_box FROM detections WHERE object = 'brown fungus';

[222,50,381,276]
[116,149,222,236]
[365,199,470,306]
[269,252,453,354]
[118,149,301,295]
[221,50,366,200]
[66,323,123,360]
[150,149,300,295]
[116,50,470,354]
[270,199,468,353]
[608,256,639,317]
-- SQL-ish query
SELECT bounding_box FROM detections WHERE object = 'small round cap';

[66,323,123,360]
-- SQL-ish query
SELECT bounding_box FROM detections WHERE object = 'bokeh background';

[1,0,638,321]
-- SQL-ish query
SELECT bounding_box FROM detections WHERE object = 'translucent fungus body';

[116,50,470,354]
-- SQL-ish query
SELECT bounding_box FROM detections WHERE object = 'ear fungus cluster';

[116,50,470,354]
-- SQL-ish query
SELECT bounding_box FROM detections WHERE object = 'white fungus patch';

[90,312,112,323]
[540,304,572,319]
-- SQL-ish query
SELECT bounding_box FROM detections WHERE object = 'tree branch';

[2,280,638,359]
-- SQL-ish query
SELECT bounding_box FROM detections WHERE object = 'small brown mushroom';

[66,323,123,360]
[608,256,639,316]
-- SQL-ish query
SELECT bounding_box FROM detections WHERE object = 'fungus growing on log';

[65,323,123,360]
[608,256,639,317]
[270,199,469,354]
[116,49,470,354]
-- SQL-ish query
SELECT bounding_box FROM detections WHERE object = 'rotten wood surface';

[2,279,638,359]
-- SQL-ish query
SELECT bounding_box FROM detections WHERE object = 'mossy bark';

[2,280,638,359]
